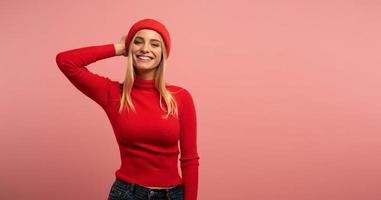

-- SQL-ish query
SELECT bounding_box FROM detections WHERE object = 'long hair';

[118,34,179,120]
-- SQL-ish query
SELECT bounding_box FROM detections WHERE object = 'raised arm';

[55,43,118,108]
[179,89,200,200]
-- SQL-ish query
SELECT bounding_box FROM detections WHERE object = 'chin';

[134,65,156,71]
[136,63,152,68]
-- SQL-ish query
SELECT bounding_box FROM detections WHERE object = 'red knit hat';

[125,18,171,58]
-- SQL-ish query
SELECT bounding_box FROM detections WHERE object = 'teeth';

[138,56,151,60]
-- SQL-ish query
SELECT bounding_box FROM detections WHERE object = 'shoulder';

[166,84,195,111]
[166,83,193,99]
[109,80,123,91]
[106,80,123,99]
[167,84,197,119]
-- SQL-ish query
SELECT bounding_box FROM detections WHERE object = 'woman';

[55,18,200,200]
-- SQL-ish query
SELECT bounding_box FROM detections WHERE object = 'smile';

[137,55,153,62]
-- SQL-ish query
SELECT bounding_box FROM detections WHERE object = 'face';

[131,29,163,72]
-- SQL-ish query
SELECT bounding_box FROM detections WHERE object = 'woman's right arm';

[55,43,120,108]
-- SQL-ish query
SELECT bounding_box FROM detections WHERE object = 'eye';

[134,40,141,44]
[152,43,160,47]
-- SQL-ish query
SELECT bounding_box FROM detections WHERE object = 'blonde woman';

[55,18,200,200]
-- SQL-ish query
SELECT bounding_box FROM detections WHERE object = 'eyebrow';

[135,36,161,42]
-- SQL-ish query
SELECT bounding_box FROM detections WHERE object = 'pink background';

[1,0,381,199]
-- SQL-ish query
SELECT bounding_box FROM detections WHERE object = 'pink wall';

[1,0,381,199]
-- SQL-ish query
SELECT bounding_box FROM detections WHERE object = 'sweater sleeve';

[55,44,116,108]
[179,89,200,200]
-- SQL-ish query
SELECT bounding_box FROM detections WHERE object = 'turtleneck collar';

[133,77,156,89]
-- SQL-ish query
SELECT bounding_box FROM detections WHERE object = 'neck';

[133,77,155,89]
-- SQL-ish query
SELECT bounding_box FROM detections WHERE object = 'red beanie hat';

[125,18,171,58]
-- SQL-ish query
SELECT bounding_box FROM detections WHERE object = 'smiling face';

[131,29,163,75]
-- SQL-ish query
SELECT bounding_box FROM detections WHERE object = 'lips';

[137,55,153,59]
[135,55,153,63]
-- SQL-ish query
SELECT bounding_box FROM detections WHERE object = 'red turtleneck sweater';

[55,44,200,200]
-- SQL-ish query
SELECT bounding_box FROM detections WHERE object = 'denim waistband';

[114,178,183,199]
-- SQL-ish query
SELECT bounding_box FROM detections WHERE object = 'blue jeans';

[108,178,184,200]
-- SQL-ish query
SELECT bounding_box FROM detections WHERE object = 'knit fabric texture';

[56,44,199,200]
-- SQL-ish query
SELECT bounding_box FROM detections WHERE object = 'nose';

[141,42,149,52]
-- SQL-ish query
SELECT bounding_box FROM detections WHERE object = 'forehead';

[134,29,162,41]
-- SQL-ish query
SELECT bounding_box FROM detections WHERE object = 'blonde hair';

[118,34,179,120]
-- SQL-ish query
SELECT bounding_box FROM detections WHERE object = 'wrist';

[114,43,126,56]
